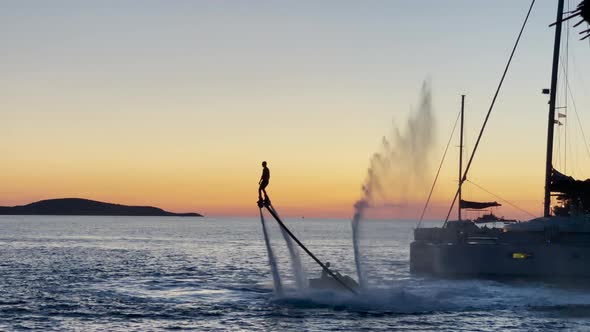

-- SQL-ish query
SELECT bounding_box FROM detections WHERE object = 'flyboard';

[257,196,359,294]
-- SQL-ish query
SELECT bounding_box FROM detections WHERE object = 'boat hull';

[309,275,359,291]
[410,241,590,277]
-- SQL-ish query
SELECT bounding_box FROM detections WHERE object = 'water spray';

[351,81,436,288]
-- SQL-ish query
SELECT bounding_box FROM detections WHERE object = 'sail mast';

[544,0,565,217]
[458,95,465,222]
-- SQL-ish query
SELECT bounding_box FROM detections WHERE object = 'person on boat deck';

[258,161,270,200]
[321,262,331,279]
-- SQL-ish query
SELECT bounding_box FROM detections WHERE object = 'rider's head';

[262,161,267,167]
[325,262,330,268]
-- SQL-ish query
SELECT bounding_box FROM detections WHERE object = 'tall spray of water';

[269,206,307,290]
[259,210,283,294]
[352,81,436,288]
[280,230,307,290]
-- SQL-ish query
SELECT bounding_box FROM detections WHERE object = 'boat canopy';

[459,200,501,210]
[550,169,590,215]
[550,168,590,194]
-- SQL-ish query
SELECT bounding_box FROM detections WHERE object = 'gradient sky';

[1,1,589,219]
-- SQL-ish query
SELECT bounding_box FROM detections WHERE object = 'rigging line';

[442,0,536,227]
[465,180,537,218]
[554,125,561,168]
[561,63,590,161]
[416,107,461,229]
[565,0,570,173]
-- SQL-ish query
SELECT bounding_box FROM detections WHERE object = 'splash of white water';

[279,228,307,290]
[270,206,307,290]
[259,210,283,294]
[352,81,436,288]
[351,200,368,289]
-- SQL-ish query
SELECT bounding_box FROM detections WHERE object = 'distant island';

[0,198,203,217]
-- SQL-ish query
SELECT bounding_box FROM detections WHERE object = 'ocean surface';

[2,215,590,331]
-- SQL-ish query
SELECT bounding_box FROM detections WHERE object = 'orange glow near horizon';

[0,109,550,221]
[0,153,547,221]
[2,1,588,221]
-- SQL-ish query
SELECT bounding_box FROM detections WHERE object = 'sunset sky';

[2,1,590,220]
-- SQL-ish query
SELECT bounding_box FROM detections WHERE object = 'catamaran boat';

[410,0,590,278]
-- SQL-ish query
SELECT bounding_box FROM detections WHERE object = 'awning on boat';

[550,168,590,194]
[551,169,590,216]
[459,200,501,210]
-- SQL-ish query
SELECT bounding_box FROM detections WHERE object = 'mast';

[544,0,565,217]
[458,95,465,221]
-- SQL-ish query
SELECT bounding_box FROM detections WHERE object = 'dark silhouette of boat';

[308,265,359,291]
[410,0,590,278]
[473,213,518,224]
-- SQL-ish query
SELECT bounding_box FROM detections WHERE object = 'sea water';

[1,215,590,331]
